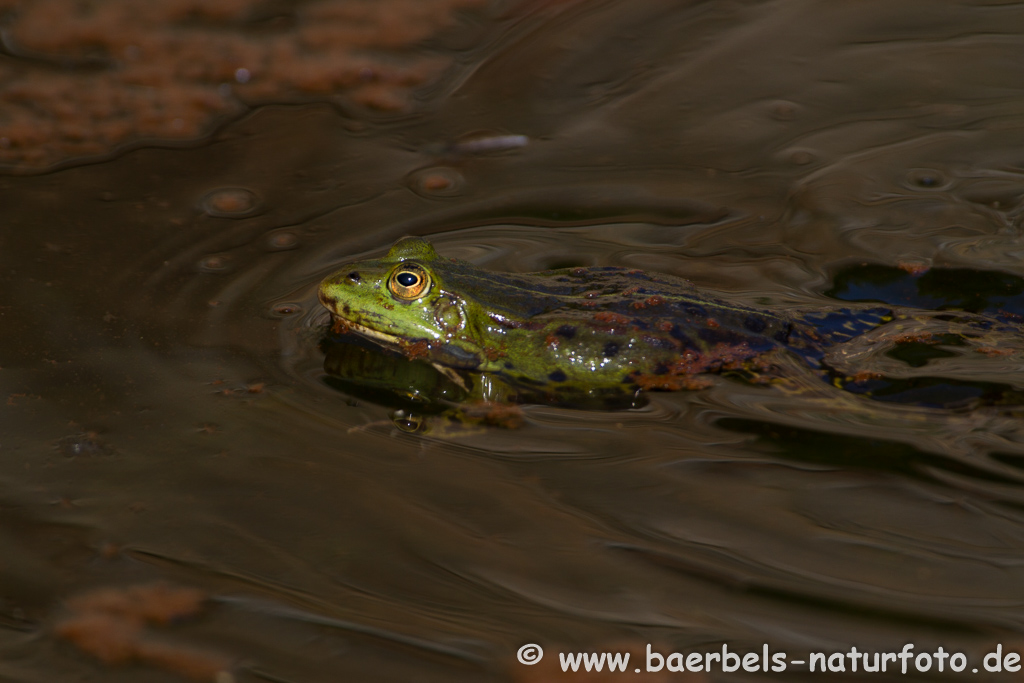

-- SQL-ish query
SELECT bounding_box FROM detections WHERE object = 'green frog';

[318,237,901,396]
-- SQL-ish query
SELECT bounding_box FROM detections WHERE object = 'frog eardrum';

[388,263,430,300]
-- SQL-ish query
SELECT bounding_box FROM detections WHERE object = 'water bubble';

[267,302,303,318]
[768,100,802,121]
[905,168,951,191]
[197,255,231,273]
[392,411,426,432]
[266,230,299,251]
[407,167,464,197]
[201,188,260,217]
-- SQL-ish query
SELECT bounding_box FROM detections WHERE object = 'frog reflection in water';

[318,237,1022,428]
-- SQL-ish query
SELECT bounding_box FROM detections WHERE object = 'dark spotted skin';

[471,265,852,388]
[319,238,894,391]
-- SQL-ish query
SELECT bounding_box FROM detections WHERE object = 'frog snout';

[317,286,334,310]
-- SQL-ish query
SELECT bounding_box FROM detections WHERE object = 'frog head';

[318,237,484,369]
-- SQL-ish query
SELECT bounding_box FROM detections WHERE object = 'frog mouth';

[329,314,472,390]
[319,287,404,348]
[332,316,403,348]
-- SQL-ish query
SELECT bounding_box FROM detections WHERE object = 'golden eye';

[388,263,430,300]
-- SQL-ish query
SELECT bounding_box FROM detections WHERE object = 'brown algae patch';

[54,582,234,681]
[630,343,771,391]
[0,0,485,168]
[976,346,1016,357]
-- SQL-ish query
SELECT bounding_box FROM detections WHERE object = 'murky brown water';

[5,1,1024,680]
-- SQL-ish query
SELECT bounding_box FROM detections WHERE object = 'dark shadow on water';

[827,264,1024,316]
[716,417,1017,486]
[838,374,1024,410]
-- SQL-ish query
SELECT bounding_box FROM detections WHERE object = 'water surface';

[5,1,1024,680]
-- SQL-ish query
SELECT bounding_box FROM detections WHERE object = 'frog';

[317,237,906,397]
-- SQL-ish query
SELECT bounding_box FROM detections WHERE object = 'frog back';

[467,266,812,389]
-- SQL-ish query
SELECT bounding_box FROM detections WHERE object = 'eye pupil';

[389,264,430,300]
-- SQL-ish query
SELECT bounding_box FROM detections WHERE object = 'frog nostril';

[347,271,361,282]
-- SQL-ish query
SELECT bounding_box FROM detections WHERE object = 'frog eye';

[388,263,431,300]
